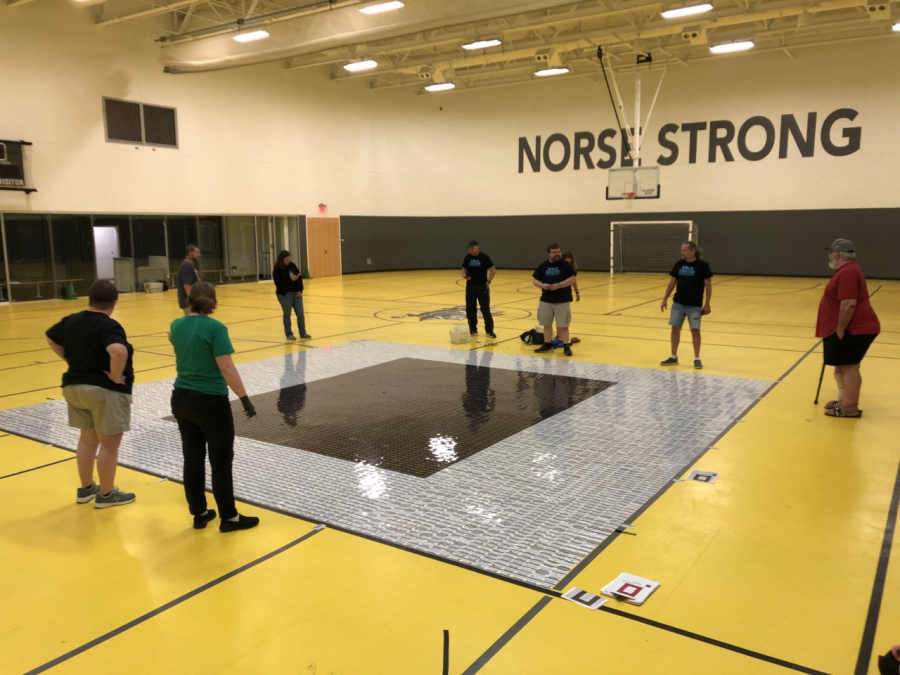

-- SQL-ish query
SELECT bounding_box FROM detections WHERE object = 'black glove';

[240,395,257,418]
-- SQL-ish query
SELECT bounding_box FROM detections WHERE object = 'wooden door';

[307,217,341,278]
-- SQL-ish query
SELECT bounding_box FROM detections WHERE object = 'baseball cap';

[468,240,479,248]
[827,238,855,253]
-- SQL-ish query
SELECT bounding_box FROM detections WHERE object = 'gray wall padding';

[339,209,899,279]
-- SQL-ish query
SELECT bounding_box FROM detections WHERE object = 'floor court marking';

[853,458,900,675]
[0,456,75,480]
[22,525,326,675]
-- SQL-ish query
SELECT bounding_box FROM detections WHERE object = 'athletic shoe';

[300,333,312,339]
[563,344,573,357]
[286,334,297,341]
[694,359,703,369]
[220,514,260,533]
[470,330,478,337]
[660,356,678,366]
[94,488,136,509]
[486,331,497,338]
[76,483,100,504]
[193,509,217,530]
[534,344,553,353]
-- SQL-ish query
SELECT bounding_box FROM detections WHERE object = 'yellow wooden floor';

[1,271,898,675]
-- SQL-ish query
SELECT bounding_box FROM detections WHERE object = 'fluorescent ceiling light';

[424,82,456,92]
[233,30,269,43]
[343,60,378,72]
[535,67,570,77]
[359,1,404,14]
[462,39,502,50]
[660,3,713,19]
[709,40,754,54]
[893,21,900,32]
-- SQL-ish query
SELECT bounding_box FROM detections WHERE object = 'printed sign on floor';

[600,572,660,606]
[562,587,608,610]
[686,469,719,484]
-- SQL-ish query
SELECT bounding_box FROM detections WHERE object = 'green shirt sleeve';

[211,322,234,358]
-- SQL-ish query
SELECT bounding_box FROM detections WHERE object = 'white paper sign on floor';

[600,572,660,606]
[562,587,608,610]
[687,469,719,484]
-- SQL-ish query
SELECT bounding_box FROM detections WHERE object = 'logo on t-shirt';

[678,266,696,277]
[545,266,560,276]
[469,259,482,267]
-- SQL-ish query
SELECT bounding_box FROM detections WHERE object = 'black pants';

[465,283,493,332]
[171,388,237,520]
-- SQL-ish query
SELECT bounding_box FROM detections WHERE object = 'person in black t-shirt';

[273,250,310,340]
[178,245,201,316]
[461,240,496,338]
[45,280,136,508]
[532,243,577,356]
[660,241,713,369]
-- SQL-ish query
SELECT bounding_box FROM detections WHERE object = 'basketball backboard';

[607,165,660,200]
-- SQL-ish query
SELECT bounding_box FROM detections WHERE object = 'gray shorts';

[63,384,132,436]
[669,302,702,330]
[537,301,571,328]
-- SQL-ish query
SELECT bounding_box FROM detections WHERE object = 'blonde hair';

[188,281,217,315]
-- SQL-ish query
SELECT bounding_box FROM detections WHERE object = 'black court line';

[23,524,325,675]
[461,597,553,675]
[0,456,75,480]
[853,458,900,675]
[443,629,450,675]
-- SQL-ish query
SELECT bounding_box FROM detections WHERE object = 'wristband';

[240,395,257,418]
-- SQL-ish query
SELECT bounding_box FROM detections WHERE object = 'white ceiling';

[26,0,900,91]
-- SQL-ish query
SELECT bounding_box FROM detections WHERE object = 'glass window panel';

[166,216,198,278]
[4,214,51,302]
[224,216,256,284]
[197,216,225,283]
[50,215,94,297]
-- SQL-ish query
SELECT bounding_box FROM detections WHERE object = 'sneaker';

[76,483,100,504]
[220,514,260,533]
[694,358,703,369]
[300,333,312,339]
[534,343,553,353]
[485,331,497,338]
[660,356,678,366]
[286,334,297,341]
[193,509,217,530]
[470,330,478,337]
[563,344,573,357]
[94,488,136,509]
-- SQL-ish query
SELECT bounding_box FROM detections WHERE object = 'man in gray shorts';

[46,279,136,508]
[178,244,201,315]
[660,241,713,369]
[532,243,577,356]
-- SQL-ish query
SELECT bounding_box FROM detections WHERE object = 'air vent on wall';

[103,97,178,148]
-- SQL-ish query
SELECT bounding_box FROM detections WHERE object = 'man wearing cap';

[461,240,496,338]
[815,238,880,418]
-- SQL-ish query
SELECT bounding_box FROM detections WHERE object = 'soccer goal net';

[609,221,696,277]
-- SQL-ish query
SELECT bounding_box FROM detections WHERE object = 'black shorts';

[822,331,877,366]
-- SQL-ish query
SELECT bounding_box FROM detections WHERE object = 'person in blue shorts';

[660,241,712,369]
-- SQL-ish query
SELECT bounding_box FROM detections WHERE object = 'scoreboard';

[0,140,35,193]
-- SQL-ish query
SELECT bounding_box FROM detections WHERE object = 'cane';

[813,360,826,405]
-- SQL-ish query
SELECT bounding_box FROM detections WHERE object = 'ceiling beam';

[6,0,40,6]
[97,0,199,27]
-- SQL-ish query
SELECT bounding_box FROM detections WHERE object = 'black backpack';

[520,329,544,345]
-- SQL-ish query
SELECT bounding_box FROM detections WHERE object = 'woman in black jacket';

[273,250,311,340]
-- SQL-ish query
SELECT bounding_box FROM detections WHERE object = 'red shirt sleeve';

[834,267,860,301]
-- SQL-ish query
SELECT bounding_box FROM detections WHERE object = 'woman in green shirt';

[169,281,259,532]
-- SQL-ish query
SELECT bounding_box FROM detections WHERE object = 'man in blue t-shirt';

[660,241,713,369]
[461,240,496,338]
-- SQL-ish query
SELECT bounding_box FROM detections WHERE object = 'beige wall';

[1,1,898,217]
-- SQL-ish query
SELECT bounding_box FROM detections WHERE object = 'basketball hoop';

[622,192,636,200]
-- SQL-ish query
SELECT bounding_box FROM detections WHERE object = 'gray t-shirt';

[177,260,199,308]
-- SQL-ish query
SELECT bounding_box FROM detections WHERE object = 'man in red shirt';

[815,239,880,418]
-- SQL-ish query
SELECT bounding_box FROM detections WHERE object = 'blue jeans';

[277,292,306,336]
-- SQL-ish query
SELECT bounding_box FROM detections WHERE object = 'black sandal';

[825,401,863,418]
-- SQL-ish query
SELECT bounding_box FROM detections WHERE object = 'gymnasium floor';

[0,270,897,675]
